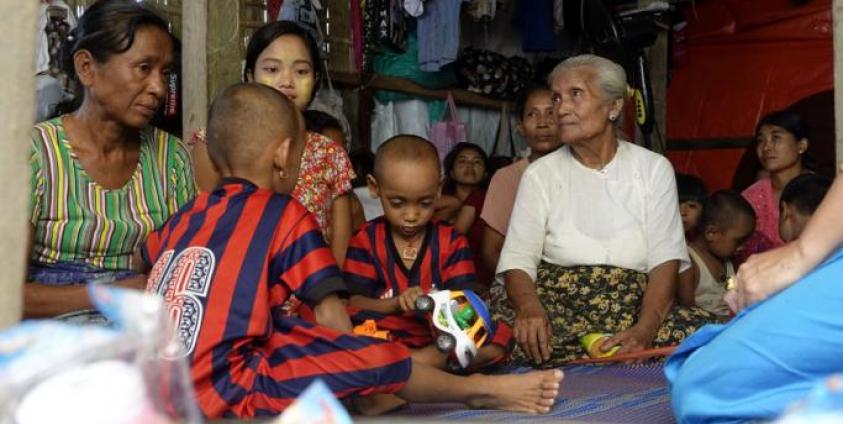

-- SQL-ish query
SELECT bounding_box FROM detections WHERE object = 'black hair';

[514,83,552,120]
[755,109,810,144]
[244,21,322,105]
[676,173,708,205]
[442,142,489,195]
[780,173,832,215]
[702,190,756,230]
[56,0,171,115]
[349,148,375,188]
[755,109,815,172]
[303,110,342,134]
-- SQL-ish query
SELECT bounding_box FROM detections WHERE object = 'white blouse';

[497,141,689,282]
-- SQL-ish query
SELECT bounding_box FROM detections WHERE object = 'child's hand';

[398,287,425,312]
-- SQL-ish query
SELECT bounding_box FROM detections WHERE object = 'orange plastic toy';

[352,319,390,340]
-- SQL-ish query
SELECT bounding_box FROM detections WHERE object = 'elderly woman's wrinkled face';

[551,68,619,145]
[755,124,806,174]
[83,26,173,129]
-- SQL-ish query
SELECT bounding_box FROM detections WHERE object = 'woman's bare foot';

[466,369,563,414]
[352,393,408,416]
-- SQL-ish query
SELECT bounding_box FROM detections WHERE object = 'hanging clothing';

[516,0,557,52]
[37,0,76,76]
[417,0,466,71]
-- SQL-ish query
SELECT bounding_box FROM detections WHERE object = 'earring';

[609,114,617,122]
[278,169,288,180]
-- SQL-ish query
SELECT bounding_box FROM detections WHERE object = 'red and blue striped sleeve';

[440,227,478,291]
[343,226,381,298]
[272,206,345,306]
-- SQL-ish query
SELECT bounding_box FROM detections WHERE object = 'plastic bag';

[0,284,201,424]
[429,92,466,165]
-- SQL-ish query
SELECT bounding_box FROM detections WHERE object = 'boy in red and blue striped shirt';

[141,84,562,418]
[345,135,513,369]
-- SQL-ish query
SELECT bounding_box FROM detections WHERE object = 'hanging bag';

[429,92,466,165]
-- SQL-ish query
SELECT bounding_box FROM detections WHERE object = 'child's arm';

[434,195,462,222]
[676,261,699,307]
[349,193,366,233]
[349,294,402,315]
[453,204,477,235]
[348,286,426,315]
[314,293,353,333]
[329,194,353,267]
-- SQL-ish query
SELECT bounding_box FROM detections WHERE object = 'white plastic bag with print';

[0,284,201,424]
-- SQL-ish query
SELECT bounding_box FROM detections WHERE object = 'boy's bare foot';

[352,393,408,416]
[466,369,563,414]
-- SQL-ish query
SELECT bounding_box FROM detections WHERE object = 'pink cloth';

[480,158,530,235]
[740,178,784,261]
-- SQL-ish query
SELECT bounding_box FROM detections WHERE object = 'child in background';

[142,84,563,418]
[676,173,708,241]
[435,143,489,223]
[779,174,832,243]
[677,190,756,317]
[304,109,347,147]
[344,135,513,370]
[303,109,368,234]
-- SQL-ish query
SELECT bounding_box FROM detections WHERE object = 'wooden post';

[0,2,38,328]
[834,0,843,170]
[207,0,243,103]
[182,0,208,140]
[640,0,668,154]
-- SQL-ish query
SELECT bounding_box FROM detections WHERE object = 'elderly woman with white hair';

[490,54,714,367]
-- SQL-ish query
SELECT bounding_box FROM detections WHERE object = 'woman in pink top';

[740,110,810,261]
[478,85,563,276]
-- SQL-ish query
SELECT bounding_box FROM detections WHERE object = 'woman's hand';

[734,241,818,311]
[602,323,655,356]
[398,287,425,312]
[514,303,552,364]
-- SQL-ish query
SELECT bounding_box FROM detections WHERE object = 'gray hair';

[548,54,628,103]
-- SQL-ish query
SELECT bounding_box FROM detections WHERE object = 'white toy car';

[415,289,493,369]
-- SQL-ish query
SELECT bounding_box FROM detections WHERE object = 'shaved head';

[374,135,441,180]
[207,83,302,173]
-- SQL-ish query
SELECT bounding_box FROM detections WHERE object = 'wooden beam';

[182,0,208,142]
[834,0,843,170]
[666,137,754,151]
[331,71,510,110]
[0,1,37,328]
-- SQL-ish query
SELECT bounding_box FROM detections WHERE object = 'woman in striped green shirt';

[26,1,194,319]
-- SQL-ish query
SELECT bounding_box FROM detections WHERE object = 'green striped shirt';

[30,118,196,271]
